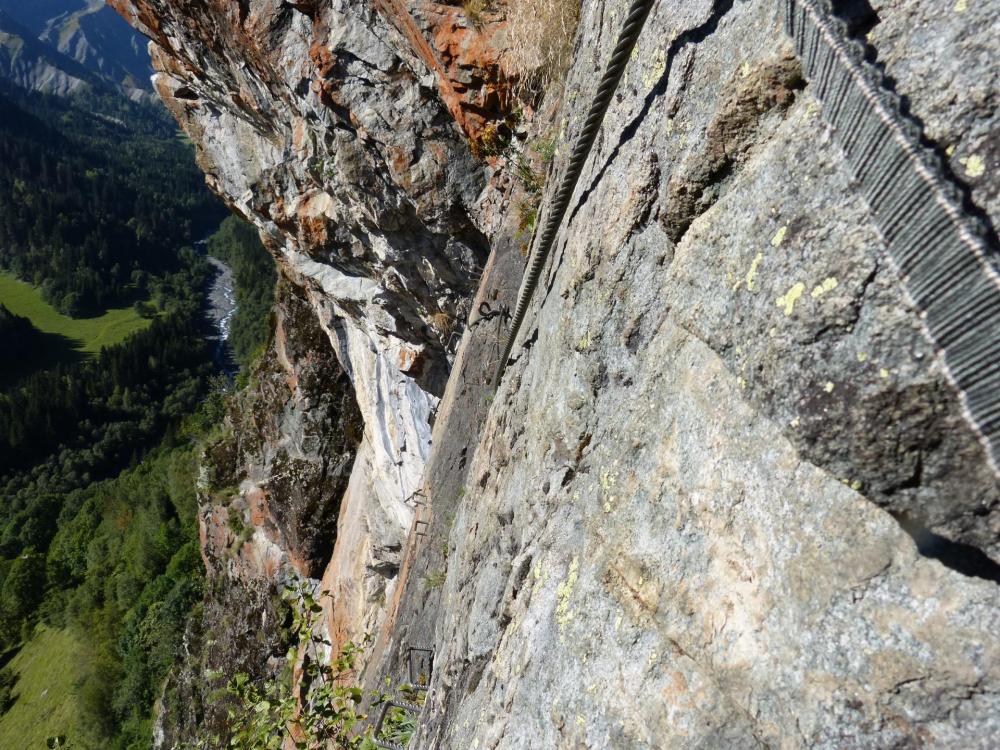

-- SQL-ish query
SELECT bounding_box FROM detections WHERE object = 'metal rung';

[408,647,434,687]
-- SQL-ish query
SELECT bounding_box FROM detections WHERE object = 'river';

[200,248,238,376]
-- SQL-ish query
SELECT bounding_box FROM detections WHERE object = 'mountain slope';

[0,9,99,96]
[0,0,151,98]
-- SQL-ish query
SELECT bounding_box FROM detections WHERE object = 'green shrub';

[187,579,374,750]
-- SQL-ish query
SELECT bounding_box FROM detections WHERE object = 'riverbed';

[204,255,237,374]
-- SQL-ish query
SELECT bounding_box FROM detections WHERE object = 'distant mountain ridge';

[0,10,99,97]
[0,0,152,100]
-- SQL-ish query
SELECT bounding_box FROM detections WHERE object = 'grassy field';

[0,626,100,750]
[0,272,151,355]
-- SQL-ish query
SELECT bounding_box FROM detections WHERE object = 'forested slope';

[0,80,221,316]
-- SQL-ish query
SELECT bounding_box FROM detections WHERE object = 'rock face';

[114,0,1000,747]
[108,3,501,650]
[408,1,1000,746]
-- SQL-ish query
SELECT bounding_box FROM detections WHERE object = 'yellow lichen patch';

[527,570,547,610]
[740,61,752,78]
[555,557,580,633]
[643,48,667,88]
[575,331,591,351]
[600,469,618,513]
[824,382,835,393]
[954,0,968,11]
[850,480,862,491]
[776,282,805,315]
[959,154,985,177]
[879,368,890,379]
[738,251,764,292]
[946,144,957,156]
[600,470,617,490]
[856,352,869,363]
[810,276,838,298]
[771,225,788,247]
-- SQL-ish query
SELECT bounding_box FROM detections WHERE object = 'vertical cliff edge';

[113,0,1000,747]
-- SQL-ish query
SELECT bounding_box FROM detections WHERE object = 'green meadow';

[0,272,151,355]
[0,627,100,750]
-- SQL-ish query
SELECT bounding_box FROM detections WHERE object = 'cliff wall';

[113,0,1000,747]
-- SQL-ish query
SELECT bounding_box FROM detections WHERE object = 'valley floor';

[0,272,152,354]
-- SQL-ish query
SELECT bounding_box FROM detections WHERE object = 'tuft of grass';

[515,155,544,196]
[422,570,447,589]
[463,0,488,29]
[533,133,558,164]
[505,0,580,89]
[430,310,456,336]
[517,200,538,238]
[0,627,100,750]
[471,120,510,159]
[511,133,559,243]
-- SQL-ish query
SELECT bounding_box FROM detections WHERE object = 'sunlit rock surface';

[114,0,1000,747]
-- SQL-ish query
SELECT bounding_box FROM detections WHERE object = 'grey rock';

[113,0,1000,746]
[410,0,1000,747]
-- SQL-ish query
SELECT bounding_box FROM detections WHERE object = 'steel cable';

[493,0,658,387]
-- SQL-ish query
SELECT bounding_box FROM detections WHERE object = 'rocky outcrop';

[116,0,1000,747]
[108,3,504,637]
[403,1,1000,746]
[155,279,363,746]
